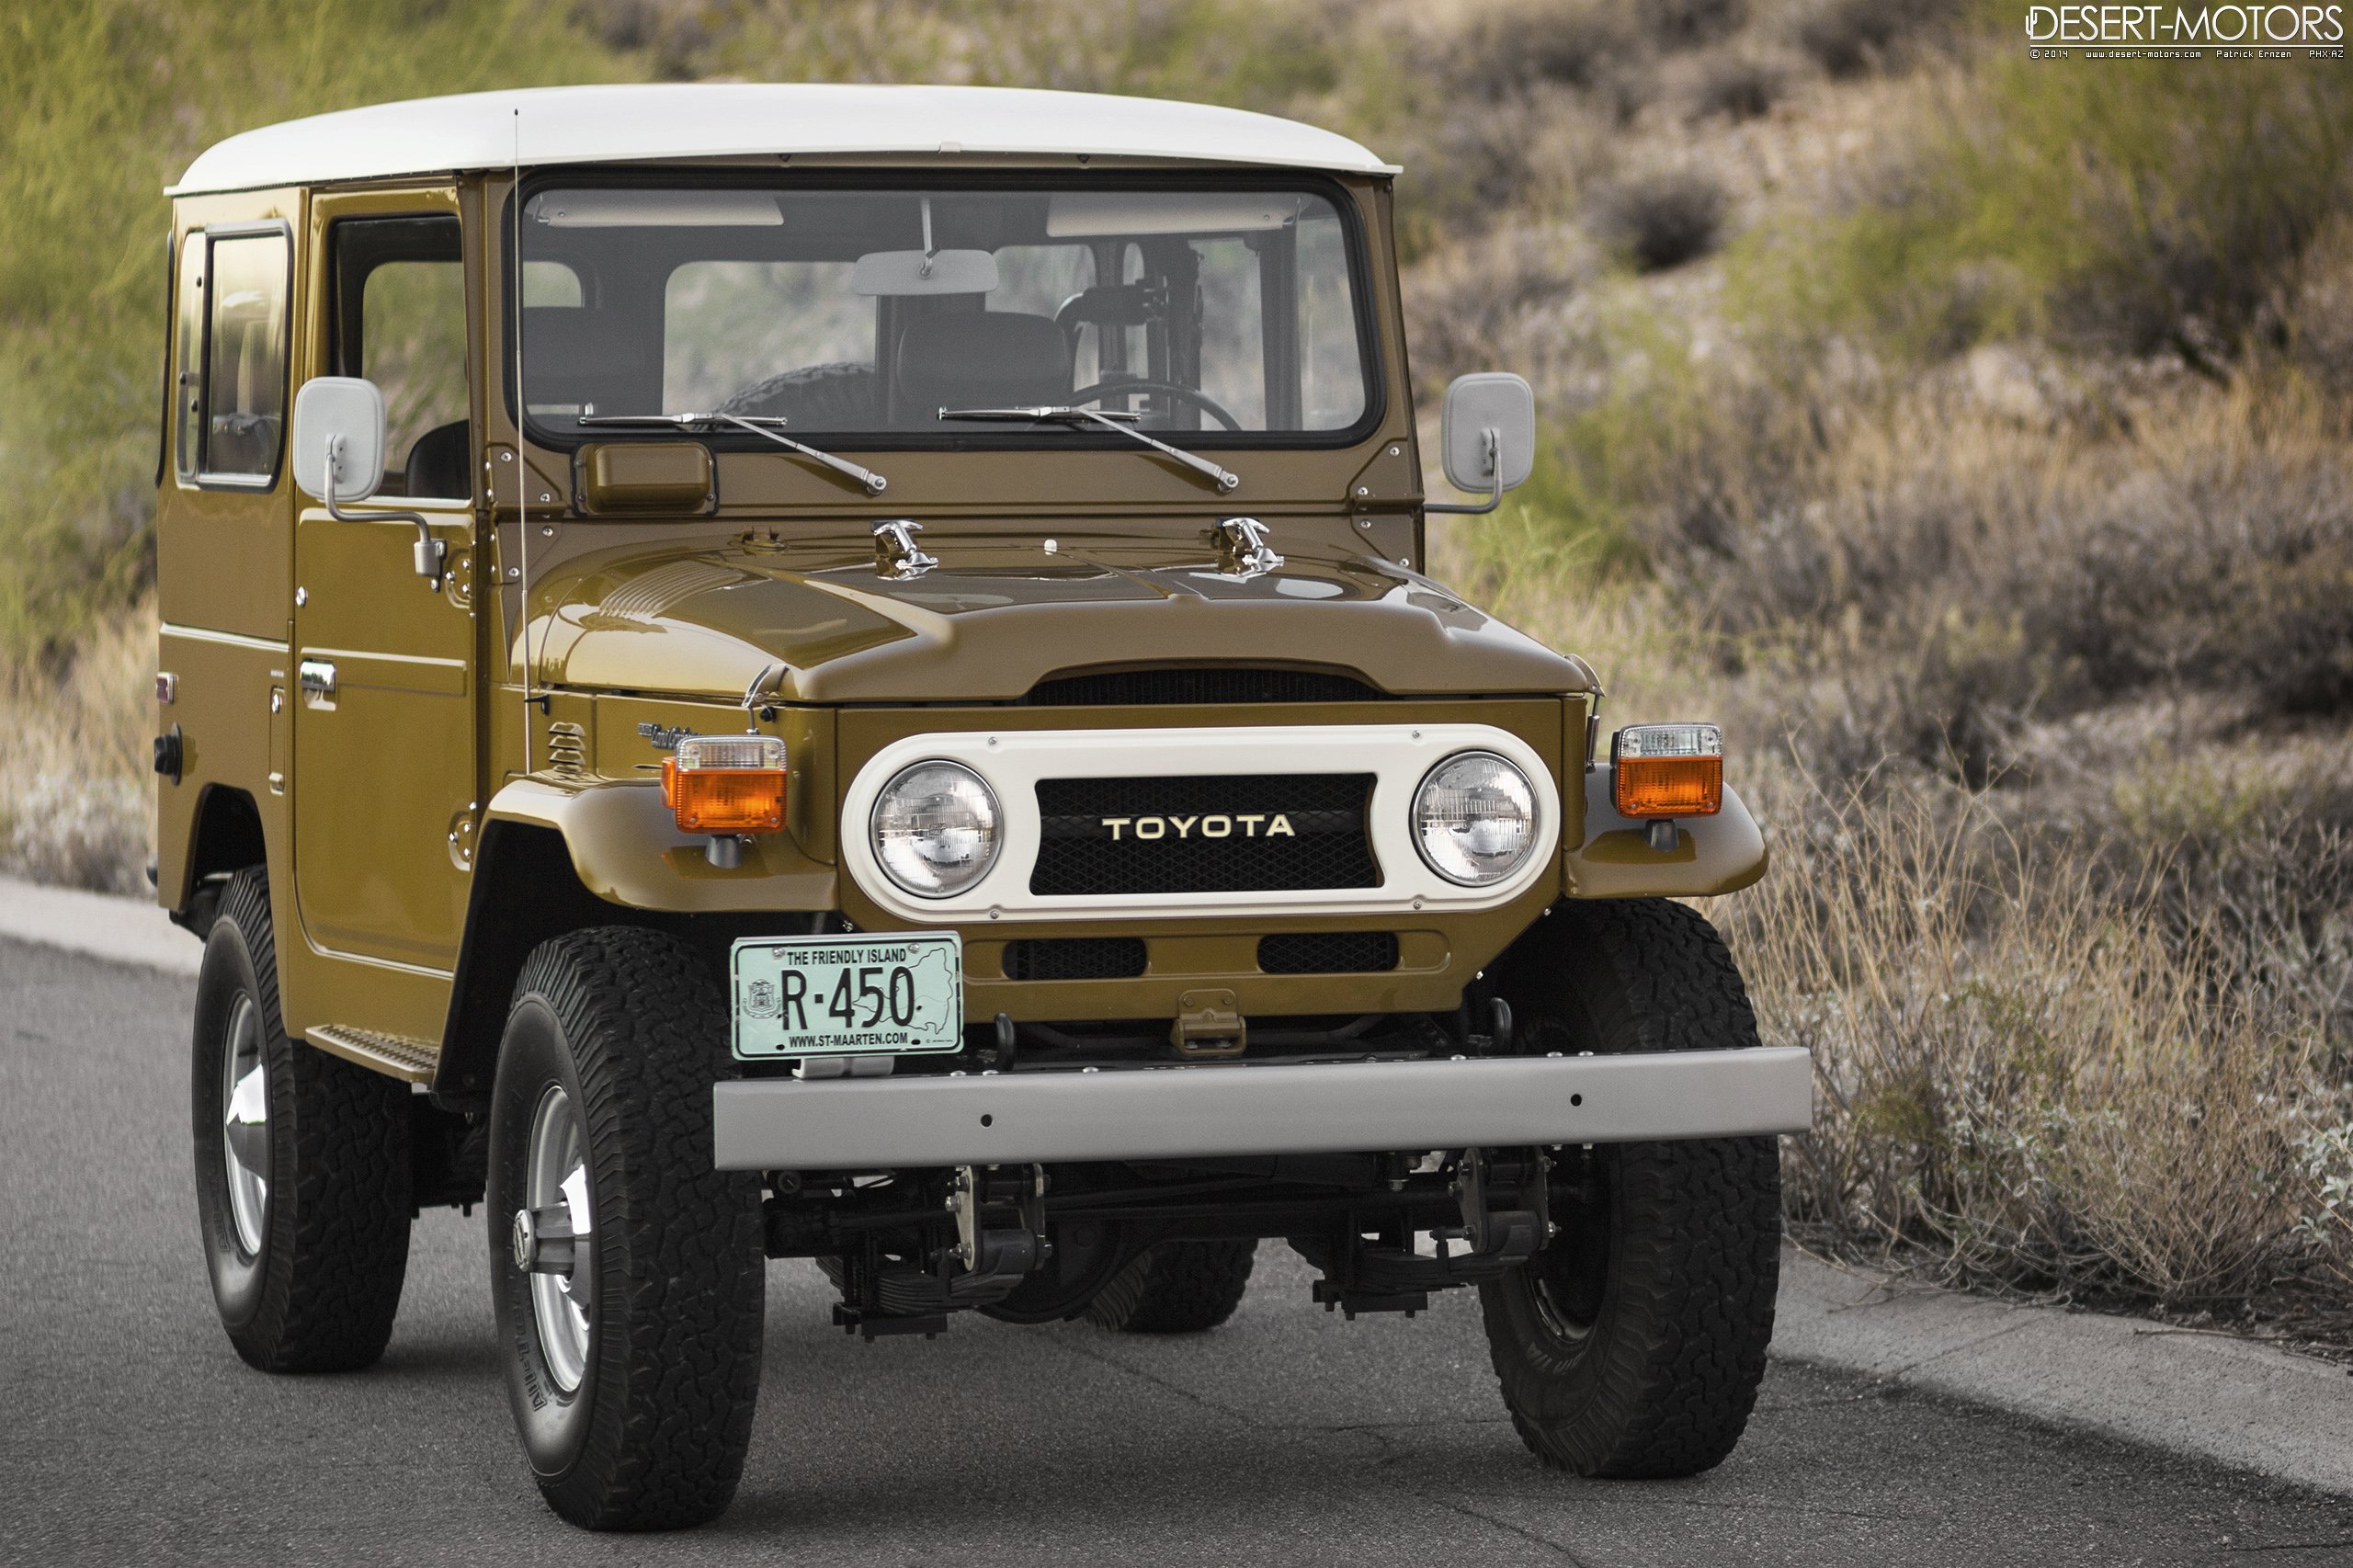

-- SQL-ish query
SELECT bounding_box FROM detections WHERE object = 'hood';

[528,534,1594,705]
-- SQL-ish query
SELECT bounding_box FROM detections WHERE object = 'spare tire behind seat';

[715,362,879,426]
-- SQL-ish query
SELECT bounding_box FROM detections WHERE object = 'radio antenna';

[512,106,533,773]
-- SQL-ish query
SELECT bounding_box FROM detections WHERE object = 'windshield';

[514,180,1373,443]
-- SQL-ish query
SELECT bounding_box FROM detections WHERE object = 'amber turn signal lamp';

[661,734,788,835]
[1612,723,1722,819]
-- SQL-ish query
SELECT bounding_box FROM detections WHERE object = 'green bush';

[0,0,634,663]
[1736,47,2353,365]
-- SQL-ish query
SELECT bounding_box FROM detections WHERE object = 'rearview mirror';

[849,248,1001,297]
[1429,372,1536,515]
[290,377,387,503]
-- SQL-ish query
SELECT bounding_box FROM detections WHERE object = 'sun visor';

[1045,191,1303,237]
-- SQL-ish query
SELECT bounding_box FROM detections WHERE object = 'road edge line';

[1774,1244,2353,1498]
[0,874,203,977]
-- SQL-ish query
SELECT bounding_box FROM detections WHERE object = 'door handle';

[298,658,337,709]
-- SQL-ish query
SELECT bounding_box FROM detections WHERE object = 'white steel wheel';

[219,992,270,1256]
[523,1085,594,1393]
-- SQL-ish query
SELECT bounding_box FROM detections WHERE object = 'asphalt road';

[6,937,2352,1567]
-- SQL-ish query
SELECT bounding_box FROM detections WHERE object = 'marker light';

[661,733,788,834]
[1611,724,1722,819]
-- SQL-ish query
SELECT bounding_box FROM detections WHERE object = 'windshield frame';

[498,166,1388,456]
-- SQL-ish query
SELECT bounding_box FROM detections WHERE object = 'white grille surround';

[838,723,1561,925]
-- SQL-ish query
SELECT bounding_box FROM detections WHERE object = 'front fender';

[485,778,837,913]
[1561,767,1768,899]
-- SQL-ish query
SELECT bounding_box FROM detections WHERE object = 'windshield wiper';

[576,412,888,495]
[938,405,1238,494]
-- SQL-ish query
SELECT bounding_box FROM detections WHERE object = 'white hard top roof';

[169,83,1397,196]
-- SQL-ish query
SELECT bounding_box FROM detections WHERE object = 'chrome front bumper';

[710,1047,1813,1170]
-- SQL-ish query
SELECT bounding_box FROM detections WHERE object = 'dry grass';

[1729,776,2349,1308]
[0,600,153,894]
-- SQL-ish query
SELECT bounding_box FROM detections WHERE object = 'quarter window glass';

[331,215,468,497]
[200,233,290,479]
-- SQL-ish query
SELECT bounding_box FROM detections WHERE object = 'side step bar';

[712,1047,1813,1170]
[307,1025,439,1084]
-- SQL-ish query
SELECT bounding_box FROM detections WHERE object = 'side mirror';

[291,377,388,504]
[289,376,446,590]
[1428,372,1536,515]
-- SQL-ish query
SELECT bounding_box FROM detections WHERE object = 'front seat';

[892,312,1072,426]
[404,420,471,499]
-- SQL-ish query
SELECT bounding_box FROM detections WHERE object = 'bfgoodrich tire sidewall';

[488,996,597,1479]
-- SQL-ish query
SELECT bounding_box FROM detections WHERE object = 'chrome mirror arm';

[321,433,446,589]
[1425,426,1506,516]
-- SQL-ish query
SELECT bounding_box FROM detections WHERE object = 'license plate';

[730,932,964,1061]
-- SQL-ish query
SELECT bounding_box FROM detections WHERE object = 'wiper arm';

[938,405,1239,494]
[575,413,888,495]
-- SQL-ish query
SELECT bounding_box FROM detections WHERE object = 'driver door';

[291,187,479,976]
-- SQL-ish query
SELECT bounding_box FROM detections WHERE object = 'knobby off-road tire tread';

[1481,898,1780,1480]
[509,928,764,1531]
[1086,1238,1256,1333]
[205,866,411,1373]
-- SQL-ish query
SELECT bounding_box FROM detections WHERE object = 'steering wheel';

[1068,378,1243,432]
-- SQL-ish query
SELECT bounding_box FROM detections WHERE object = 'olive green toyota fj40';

[156,84,1808,1530]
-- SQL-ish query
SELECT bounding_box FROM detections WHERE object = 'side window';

[173,233,206,482]
[331,215,469,498]
[199,233,291,481]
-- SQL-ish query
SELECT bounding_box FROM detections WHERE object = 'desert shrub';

[1791,0,1951,76]
[1689,48,1784,120]
[1588,168,1729,271]
[1645,0,1747,49]
[0,0,634,665]
[1744,55,2353,364]
[1444,0,1641,97]
[1400,223,1595,391]
[1728,776,2348,1305]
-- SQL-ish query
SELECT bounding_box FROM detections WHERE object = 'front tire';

[1479,899,1780,1478]
[190,867,412,1372]
[487,928,764,1531]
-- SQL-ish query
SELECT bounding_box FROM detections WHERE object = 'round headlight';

[871,760,1001,898]
[1412,751,1539,887]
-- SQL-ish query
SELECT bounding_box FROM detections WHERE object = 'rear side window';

[176,229,292,484]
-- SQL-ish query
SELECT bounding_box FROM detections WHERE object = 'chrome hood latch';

[872,518,938,580]
[1213,516,1284,577]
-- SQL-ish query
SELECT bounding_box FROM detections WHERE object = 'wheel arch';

[433,806,834,1110]
[165,784,270,937]
[432,819,638,1109]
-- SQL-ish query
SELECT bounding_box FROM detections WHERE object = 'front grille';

[1023,667,1386,706]
[1031,774,1380,896]
[1258,931,1401,974]
[1002,937,1148,981]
